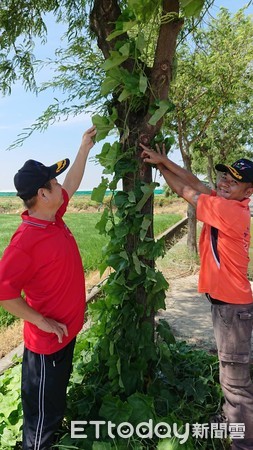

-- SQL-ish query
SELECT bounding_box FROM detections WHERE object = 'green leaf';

[114,191,129,209]
[101,51,128,71]
[97,142,120,175]
[128,191,136,203]
[101,76,120,96]
[157,439,177,450]
[114,223,129,238]
[151,270,169,294]
[140,216,152,241]
[116,357,121,375]
[91,177,109,203]
[136,182,158,211]
[95,207,109,235]
[180,0,205,17]
[128,0,161,21]
[139,72,148,94]
[99,394,133,424]
[118,88,131,102]
[128,392,155,424]
[152,290,166,311]
[99,259,108,277]
[119,42,131,57]
[106,21,137,41]
[136,33,146,52]
[157,320,176,344]
[148,99,174,126]
[138,238,166,260]
[132,252,141,274]
[107,252,129,271]
[164,136,175,147]
[92,114,114,141]
[114,158,138,177]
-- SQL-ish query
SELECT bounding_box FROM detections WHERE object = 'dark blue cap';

[14,158,70,200]
[216,158,253,183]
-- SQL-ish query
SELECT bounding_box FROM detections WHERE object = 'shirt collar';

[21,210,54,228]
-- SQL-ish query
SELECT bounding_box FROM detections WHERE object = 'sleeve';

[196,193,237,233]
[0,245,33,301]
[56,188,69,219]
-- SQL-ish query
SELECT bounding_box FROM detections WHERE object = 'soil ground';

[158,273,216,352]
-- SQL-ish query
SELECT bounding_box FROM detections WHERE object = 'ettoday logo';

[71,420,245,443]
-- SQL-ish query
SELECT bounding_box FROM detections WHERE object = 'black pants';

[21,338,76,450]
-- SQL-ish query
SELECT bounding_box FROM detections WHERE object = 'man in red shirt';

[140,143,253,450]
[0,125,96,449]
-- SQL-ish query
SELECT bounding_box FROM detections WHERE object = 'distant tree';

[164,7,253,252]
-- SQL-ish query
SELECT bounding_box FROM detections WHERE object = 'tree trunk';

[179,137,198,254]
[187,204,197,253]
[207,154,215,189]
[90,0,183,328]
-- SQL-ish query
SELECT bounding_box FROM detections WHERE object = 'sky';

[0,1,252,192]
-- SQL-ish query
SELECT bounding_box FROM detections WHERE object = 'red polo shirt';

[197,191,252,304]
[0,189,86,354]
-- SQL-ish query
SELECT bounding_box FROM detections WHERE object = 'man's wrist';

[32,313,45,327]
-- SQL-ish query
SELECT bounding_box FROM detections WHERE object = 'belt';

[205,293,231,305]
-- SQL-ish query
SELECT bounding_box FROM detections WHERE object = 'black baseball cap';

[14,158,70,200]
[215,158,253,183]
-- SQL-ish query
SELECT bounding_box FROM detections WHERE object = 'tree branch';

[189,106,217,146]
[140,0,183,143]
[90,0,134,75]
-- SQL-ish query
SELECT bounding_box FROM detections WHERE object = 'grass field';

[0,212,182,272]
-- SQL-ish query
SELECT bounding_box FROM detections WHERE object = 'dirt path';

[158,274,216,352]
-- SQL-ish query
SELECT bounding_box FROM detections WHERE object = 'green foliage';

[127,0,162,23]
[180,0,205,18]
[149,100,175,126]
[0,364,22,449]
[0,309,16,328]
[165,7,253,182]
[55,324,223,449]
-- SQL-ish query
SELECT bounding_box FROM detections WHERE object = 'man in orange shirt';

[140,143,253,450]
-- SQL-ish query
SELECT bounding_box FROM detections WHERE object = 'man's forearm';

[158,158,210,194]
[63,148,89,198]
[62,126,96,198]
[140,143,211,195]
[1,297,43,326]
[1,297,68,342]
[159,166,199,207]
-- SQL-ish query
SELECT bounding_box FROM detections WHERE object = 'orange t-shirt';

[196,191,252,304]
